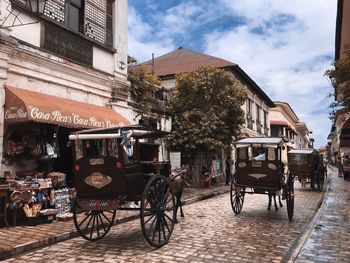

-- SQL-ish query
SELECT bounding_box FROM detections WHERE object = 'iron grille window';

[42,0,113,47]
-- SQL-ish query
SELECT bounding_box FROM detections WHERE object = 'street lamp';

[28,0,47,15]
[0,0,47,28]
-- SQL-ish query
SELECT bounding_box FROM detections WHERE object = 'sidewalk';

[291,165,350,262]
[0,183,230,260]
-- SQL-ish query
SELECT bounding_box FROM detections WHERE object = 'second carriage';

[230,137,294,221]
[288,148,325,191]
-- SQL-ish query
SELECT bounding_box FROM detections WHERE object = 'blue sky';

[128,0,337,148]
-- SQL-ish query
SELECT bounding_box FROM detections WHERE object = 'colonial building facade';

[0,0,133,178]
[143,47,275,138]
[329,0,350,159]
[270,101,312,149]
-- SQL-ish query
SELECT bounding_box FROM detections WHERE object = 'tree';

[128,65,161,118]
[325,49,350,120]
[168,66,247,162]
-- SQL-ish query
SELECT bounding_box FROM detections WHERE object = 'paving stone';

[2,166,347,262]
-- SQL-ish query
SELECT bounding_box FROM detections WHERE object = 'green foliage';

[128,65,161,117]
[325,49,350,120]
[168,66,247,159]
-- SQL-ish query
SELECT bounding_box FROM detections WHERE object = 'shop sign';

[84,172,112,189]
[28,106,119,128]
[5,104,120,128]
[4,106,27,120]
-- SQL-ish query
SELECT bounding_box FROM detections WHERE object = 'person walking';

[225,155,233,186]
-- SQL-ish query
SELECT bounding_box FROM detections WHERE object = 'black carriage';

[288,149,324,191]
[231,137,294,221]
[69,125,175,248]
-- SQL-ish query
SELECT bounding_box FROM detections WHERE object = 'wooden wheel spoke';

[158,218,162,244]
[151,219,160,242]
[100,211,113,225]
[78,211,92,228]
[160,217,167,241]
[96,214,100,238]
[144,213,156,225]
[90,214,96,239]
[98,213,107,233]
[163,212,174,224]
[83,213,94,233]
[161,214,171,233]
[146,214,157,238]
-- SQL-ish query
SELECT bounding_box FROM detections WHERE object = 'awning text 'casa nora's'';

[4,86,130,129]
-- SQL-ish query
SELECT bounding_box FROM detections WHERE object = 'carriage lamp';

[116,161,122,168]
[74,164,80,172]
[29,0,47,15]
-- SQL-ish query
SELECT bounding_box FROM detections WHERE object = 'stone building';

[0,0,132,180]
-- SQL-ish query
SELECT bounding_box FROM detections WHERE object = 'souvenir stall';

[1,122,73,225]
[0,87,130,227]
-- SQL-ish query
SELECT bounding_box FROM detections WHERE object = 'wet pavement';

[293,165,350,262]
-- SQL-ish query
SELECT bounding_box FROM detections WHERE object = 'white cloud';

[203,0,337,147]
[128,0,337,147]
[128,7,175,62]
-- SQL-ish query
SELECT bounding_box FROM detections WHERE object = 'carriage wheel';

[230,183,244,215]
[140,175,176,248]
[286,179,294,222]
[73,200,116,241]
[317,173,324,191]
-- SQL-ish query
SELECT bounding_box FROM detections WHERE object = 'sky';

[128,0,337,149]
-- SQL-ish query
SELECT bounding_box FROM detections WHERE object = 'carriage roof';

[69,125,171,140]
[288,149,316,154]
[234,137,288,148]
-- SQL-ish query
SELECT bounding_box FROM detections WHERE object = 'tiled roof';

[142,47,236,77]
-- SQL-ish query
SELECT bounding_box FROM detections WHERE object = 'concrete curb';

[284,176,331,263]
[0,187,230,260]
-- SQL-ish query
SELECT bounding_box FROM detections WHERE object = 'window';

[256,106,261,124]
[246,99,253,129]
[43,0,113,47]
[67,0,84,33]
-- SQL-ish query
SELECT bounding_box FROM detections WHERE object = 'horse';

[268,191,283,211]
[169,166,190,223]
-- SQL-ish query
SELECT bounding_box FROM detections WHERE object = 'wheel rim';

[230,183,244,215]
[286,181,294,221]
[287,196,294,221]
[318,175,324,191]
[140,175,175,248]
[73,200,116,241]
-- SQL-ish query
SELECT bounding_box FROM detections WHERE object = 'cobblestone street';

[2,180,324,262]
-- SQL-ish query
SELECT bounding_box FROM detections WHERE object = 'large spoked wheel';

[73,200,116,241]
[317,172,324,191]
[286,176,294,222]
[230,182,244,215]
[140,175,176,248]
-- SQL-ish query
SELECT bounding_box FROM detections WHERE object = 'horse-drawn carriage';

[288,149,325,191]
[68,125,176,247]
[230,137,294,221]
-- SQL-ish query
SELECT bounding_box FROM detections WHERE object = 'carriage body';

[231,137,294,221]
[288,149,324,190]
[69,125,175,247]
